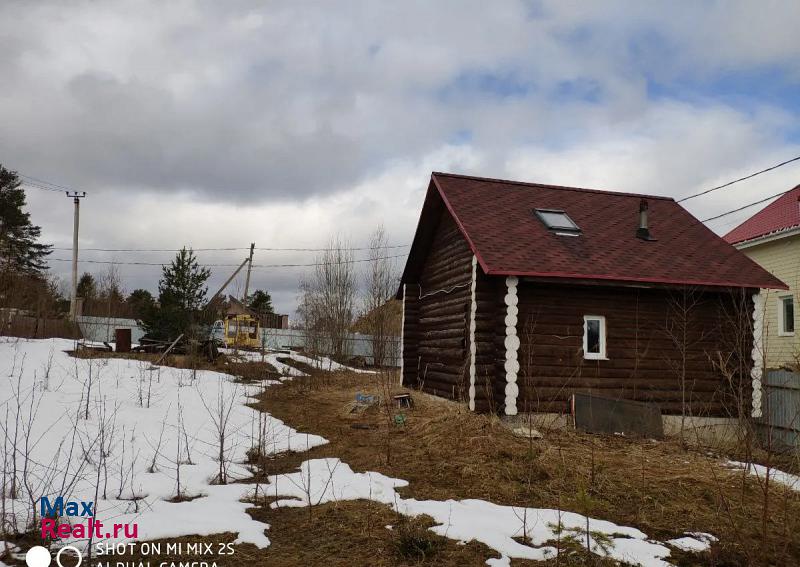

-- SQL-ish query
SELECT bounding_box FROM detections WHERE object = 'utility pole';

[242,242,255,303]
[66,191,86,320]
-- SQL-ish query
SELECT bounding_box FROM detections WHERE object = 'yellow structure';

[734,234,799,368]
[224,314,261,349]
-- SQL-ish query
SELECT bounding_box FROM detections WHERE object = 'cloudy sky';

[3,1,800,315]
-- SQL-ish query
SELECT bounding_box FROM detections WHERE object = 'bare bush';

[198,380,240,485]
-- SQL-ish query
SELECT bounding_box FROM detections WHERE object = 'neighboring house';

[224,295,289,329]
[397,172,786,420]
[725,185,800,370]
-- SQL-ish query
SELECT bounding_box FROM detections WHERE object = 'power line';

[701,188,789,223]
[49,244,410,252]
[51,246,247,252]
[46,253,409,269]
[21,181,66,194]
[19,173,87,195]
[677,155,800,203]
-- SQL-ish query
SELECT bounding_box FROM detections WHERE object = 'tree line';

[0,165,274,341]
[1,163,400,363]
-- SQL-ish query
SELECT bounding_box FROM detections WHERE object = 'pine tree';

[247,289,274,315]
[142,248,211,340]
[126,289,156,319]
[0,165,51,276]
[77,272,97,300]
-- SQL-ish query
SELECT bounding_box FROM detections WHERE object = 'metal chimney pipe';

[636,199,651,240]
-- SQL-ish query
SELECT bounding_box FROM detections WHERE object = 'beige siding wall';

[739,235,800,368]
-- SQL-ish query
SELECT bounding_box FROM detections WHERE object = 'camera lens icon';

[25,546,50,567]
[26,545,83,567]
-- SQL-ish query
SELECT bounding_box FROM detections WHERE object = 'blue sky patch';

[438,69,533,102]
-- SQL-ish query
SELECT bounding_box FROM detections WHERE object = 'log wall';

[513,282,755,417]
[471,266,500,412]
[401,210,476,402]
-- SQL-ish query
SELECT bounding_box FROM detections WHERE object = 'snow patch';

[728,460,800,491]
[284,351,376,374]
[666,532,717,552]
[220,348,374,376]
[266,457,711,567]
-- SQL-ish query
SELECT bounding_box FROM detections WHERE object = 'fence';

[0,313,81,340]
[261,328,400,366]
[758,369,800,451]
[73,316,400,367]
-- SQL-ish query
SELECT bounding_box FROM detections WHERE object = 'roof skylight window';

[534,209,581,234]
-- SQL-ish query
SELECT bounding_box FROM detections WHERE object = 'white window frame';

[778,294,795,337]
[583,315,607,360]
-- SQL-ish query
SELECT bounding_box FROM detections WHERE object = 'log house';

[398,172,787,418]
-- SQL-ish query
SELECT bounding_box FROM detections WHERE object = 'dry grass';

[251,369,800,566]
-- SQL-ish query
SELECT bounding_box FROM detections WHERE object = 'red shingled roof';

[724,185,800,245]
[401,172,786,290]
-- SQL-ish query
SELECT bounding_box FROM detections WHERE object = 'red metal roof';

[401,172,787,290]
[724,184,800,245]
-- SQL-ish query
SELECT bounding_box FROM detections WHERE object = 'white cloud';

[4,0,799,313]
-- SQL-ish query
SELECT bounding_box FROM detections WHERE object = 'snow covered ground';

[728,460,800,491]
[263,458,718,567]
[284,351,376,374]
[0,338,326,555]
[220,347,376,377]
[1,339,771,566]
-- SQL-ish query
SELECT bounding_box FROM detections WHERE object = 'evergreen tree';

[247,289,274,315]
[142,248,211,340]
[0,165,51,276]
[126,288,156,319]
[77,272,96,300]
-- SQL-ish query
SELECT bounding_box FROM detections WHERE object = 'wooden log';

[419,292,470,307]
[424,328,469,340]
[419,314,467,326]
[517,386,716,403]
[420,337,465,349]
[421,271,470,289]
[422,302,471,319]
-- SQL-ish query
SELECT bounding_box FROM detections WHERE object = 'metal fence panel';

[261,328,400,366]
[758,369,800,451]
[73,317,401,367]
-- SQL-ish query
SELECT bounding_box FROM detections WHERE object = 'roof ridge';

[431,171,675,201]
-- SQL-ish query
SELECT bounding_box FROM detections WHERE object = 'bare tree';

[198,380,240,485]
[298,235,357,360]
[363,225,399,367]
[82,262,130,321]
[662,286,712,442]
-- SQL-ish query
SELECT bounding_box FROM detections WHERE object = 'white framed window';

[583,315,607,360]
[778,295,795,336]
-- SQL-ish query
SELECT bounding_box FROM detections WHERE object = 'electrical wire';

[677,155,800,203]
[700,188,789,223]
[49,244,410,252]
[45,253,409,269]
[19,173,86,194]
[20,181,68,194]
